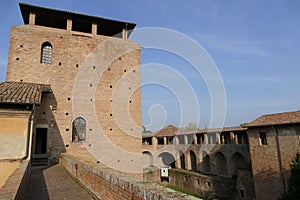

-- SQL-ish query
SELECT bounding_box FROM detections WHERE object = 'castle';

[0,3,299,200]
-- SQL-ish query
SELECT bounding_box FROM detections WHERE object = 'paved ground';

[24,164,96,200]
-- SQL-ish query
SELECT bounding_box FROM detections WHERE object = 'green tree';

[182,122,199,131]
[279,153,300,200]
[142,125,151,133]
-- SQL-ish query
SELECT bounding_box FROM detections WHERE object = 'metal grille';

[41,43,52,64]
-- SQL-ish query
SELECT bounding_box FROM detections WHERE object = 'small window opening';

[259,132,267,145]
[240,189,245,199]
[41,42,52,64]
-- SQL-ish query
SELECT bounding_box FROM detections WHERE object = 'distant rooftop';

[152,125,246,137]
[19,2,136,37]
[245,110,300,127]
[0,81,51,105]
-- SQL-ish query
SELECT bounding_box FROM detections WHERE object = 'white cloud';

[196,34,270,57]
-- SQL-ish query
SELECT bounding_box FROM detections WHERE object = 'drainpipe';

[21,104,35,161]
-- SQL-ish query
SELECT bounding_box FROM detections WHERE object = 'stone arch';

[142,151,153,167]
[232,152,247,175]
[215,152,227,176]
[190,150,197,172]
[201,151,211,173]
[158,152,176,168]
[179,150,185,169]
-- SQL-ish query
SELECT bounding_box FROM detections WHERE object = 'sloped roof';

[19,2,136,36]
[155,125,179,137]
[245,110,300,127]
[197,126,247,133]
[0,81,51,105]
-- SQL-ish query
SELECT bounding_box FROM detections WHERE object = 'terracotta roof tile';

[197,126,247,133]
[154,125,246,137]
[245,110,300,127]
[0,81,51,104]
[155,125,179,137]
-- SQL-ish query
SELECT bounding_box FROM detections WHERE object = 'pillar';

[67,19,72,31]
[92,23,97,35]
[152,137,158,147]
[230,132,235,144]
[29,12,36,25]
[216,133,221,144]
[122,27,128,39]
[194,134,198,144]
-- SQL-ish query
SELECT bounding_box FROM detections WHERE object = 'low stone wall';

[60,153,199,200]
[0,160,30,200]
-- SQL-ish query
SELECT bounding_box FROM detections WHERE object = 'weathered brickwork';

[6,24,142,169]
[247,124,300,200]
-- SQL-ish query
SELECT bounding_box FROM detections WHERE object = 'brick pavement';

[24,164,96,200]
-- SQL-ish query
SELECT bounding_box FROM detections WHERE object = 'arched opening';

[142,151,153,167]
[215,152,227,176]
[72,117,86,142]
[41,42,52,64]
[202,151,211,173]
[179,150,185,169]
[158,152,176,168]
[232,152,247,175]
[190,150,197,172]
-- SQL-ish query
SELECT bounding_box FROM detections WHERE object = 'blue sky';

[1,0,300,131]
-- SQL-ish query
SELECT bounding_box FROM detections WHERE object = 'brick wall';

[60,153,199,200]
[7,24,143,170]
[248,124,300,200]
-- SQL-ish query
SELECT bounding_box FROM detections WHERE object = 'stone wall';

[248,124,300,200]
[60,153,199,200]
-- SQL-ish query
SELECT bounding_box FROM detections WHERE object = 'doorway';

[35,128,47,154]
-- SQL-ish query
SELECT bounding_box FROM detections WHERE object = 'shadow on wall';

[252,168,289,200]
[32,92,66,164]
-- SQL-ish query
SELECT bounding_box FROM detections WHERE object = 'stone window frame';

[72,116,87,142]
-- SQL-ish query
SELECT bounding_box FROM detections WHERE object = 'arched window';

[72,117,86,142]
[41,42,52,64]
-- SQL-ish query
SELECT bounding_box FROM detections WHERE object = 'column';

[230,132,235,144]
[152,137,158,147]
[67,19,72,31]
[184,135,188,145]
[204,134,208,144]
[194,134,198,144]
[29,12,36,25]
[92,23,97,35]
[122,27,128,39]
[216,133,221,144]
